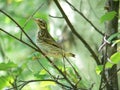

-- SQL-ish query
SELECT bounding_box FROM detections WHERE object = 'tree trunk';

[105,0,119,90]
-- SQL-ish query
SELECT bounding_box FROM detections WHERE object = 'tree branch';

[53,0,101,65]
[0,10,75,87]
[0,28,37,50]
[64,0,104,36]
[104,0,119,89]
[0,9,38,49]
[8,79,72,90]
[87,0,99,19]
[36,59,55,79]
[0,28,74,88]
[20,2,45,39]
[101,68,120,89]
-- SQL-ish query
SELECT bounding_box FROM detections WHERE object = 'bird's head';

[34,18,47,30]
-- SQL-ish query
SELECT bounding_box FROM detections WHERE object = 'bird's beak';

[32,18,39,23]
[33,18,46,30]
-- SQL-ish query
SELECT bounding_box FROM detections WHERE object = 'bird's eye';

[39,20,43,23]
[39,31,45,37]
[39,20,45,25]
[36,19,47,29]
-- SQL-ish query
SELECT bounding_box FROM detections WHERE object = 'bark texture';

[105,0,119,89]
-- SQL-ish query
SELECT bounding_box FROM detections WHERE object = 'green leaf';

[12,67,23,76]
[0,61,17,71]
[112,39,120,47]
[28,52,41,60]
[100,11,117,23]
[34,69,49,79]
[39,69,47,75]
[107,32,120,43]
[0,76,13,89]
[105,52,120,68]
[96,65,103,75]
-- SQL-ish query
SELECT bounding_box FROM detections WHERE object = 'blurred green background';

[0,0,119,90]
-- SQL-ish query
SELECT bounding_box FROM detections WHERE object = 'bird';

[34,18,75,58]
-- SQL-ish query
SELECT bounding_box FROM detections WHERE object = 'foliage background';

[0,0,120,90]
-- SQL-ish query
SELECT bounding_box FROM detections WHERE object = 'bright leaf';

[105,52,120,68]
[96,65,103,75]
[0,76,13,89]
[112,39,120,47]
[107,32,120,43]
[0,61,17,71]
[100,11,117,23]
[39,69,47,75]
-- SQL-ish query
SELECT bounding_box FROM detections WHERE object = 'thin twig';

[64,0,104,36]
[65,57,81,80]
[18,79,72,90]
[79,0,83,11]
[89,83,95,90]
[101,68,120,89]
[87,0,99,19]
[23,3,45,29]
[53,0,100,65]
[99,62,107,89]
[8,79,72,90]
[98,35,111,51]
[99,44,109,89]
[0,27,74,88]
[0,10,74,87]
[9,76,18,90]
[99,47,118,89]
[0,28,37,50]
[36,58,55,79]
[20,3,45,40]
[0,9,39,49]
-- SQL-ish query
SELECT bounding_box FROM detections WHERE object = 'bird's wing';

[43,37,62,49]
